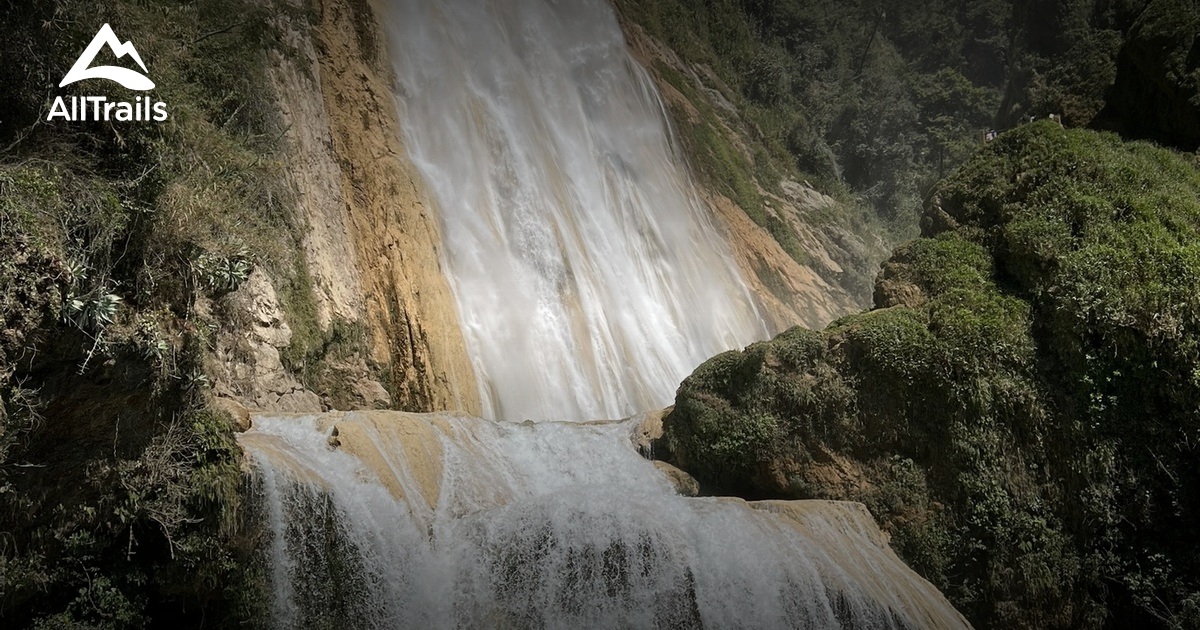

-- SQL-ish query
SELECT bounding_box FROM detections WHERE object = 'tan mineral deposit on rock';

[653,460,701,496]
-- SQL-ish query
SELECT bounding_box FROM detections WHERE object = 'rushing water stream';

[242,412,968,629]
[238,0,971,627]
[387,0,767,422]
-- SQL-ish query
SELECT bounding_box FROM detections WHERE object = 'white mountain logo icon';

[60,24,155,91]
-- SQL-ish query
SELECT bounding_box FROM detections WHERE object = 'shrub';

[663,125,1200,627]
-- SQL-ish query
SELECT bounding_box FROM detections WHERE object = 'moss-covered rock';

[663,123,1200,628]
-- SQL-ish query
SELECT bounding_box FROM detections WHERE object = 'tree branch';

[191,22,244,45]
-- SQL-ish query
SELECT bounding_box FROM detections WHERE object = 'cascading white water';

[385,0,767,421]
[238,2,974,627]
[240,412,969,629]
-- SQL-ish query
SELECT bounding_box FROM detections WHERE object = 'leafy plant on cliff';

[663,123,1200,628]
[0,0,306,625]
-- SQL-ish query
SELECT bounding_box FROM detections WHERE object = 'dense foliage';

[663,123,1200,628]
[1,0,1195,626]
[0,0,314,625]
[618,0,1199,236]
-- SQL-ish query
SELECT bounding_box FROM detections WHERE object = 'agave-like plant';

[194,248,253,293]
[66,291,122,330]
[63,259,124,332]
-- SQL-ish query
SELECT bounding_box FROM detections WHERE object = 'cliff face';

[212,0,480,416]
[220,0,877,417]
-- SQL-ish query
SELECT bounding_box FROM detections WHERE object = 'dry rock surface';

[213,0,481,415]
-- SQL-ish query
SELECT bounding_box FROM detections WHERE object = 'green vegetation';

[656,61,817,267]
[0,0,319,625]
[617,0,1006,236]
[1011,0,1199,149]
[0,0,1194,626]
[617,0,1199,239]
[663,123,1200,628]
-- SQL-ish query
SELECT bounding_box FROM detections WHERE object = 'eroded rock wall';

[214,0,481,415]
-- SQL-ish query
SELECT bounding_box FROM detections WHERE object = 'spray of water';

[241,413,969,629]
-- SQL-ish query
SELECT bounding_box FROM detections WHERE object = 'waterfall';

[240,412,969,629]
[385,0,768,421]
[237,1,973,626]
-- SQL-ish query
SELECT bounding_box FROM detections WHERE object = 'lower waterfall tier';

[239,412,969,629]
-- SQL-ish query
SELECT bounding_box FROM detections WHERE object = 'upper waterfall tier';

[385,0,768,421]
[241,411,971,629]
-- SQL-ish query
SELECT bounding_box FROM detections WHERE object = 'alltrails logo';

[47,24,168,122]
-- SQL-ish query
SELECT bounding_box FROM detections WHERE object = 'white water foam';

[241,413,969,629]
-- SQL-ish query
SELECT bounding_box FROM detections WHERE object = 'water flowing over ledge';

[241,1,967,627]
[385,0,768,422]
[240,412,970,629]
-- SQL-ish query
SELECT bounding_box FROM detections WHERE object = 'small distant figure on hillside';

[1049,113,1063,126]
[984,129,998,143]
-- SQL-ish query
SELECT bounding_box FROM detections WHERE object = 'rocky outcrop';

[658,125,1200,627]
[236,0,481,415]
[706,190,863,331]
[1095,0,1200,150]
[630,407,669,458]
[206,270,323,413]
[653,461,701,496]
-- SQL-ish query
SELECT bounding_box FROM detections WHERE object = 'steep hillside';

[615,0,1199,335]
[619,15,888,330]
[658,123,1200,628]
[0,0,479,625]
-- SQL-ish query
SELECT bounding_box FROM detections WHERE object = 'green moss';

[657,62,824,270]
[892,233,994,297]
[664,126,1200,627]
[666,98,764,223]
[275,248,386,409]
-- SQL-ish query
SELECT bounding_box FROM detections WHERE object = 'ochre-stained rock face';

[617,16,887,334]
[328,410,451,511]
[224,0,480,415]
[307,0,481,414]
[706,191,865,331]
[225,0,884,418]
